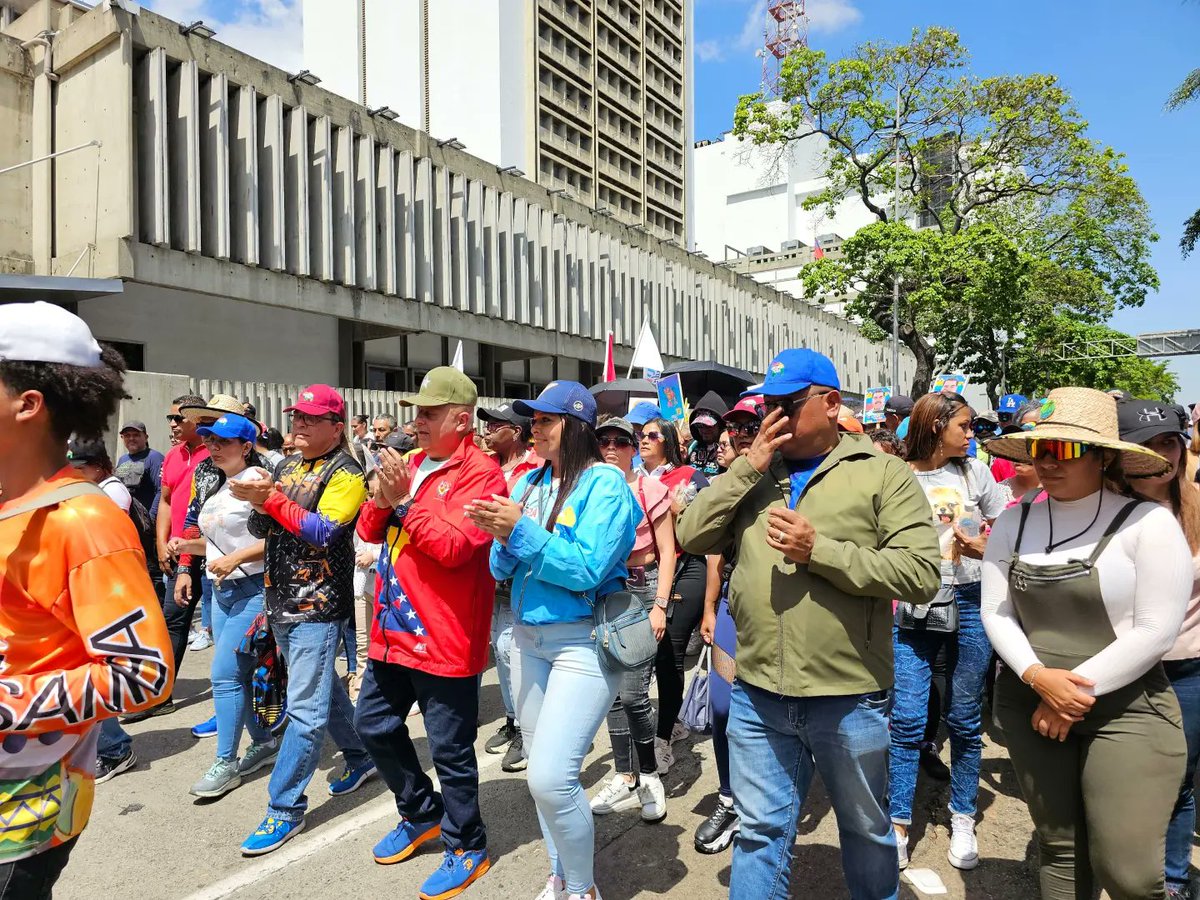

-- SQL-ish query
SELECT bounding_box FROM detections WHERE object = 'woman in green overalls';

[982,387,1194,900]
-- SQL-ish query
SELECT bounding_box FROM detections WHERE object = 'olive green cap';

[400,366,478,408]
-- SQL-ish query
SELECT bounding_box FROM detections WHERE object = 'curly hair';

[0,345,128,442]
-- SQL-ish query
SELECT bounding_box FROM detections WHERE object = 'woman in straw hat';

[981,387,1192,900]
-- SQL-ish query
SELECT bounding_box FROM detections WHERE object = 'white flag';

[630,320,664,377]
[450,340,464,372]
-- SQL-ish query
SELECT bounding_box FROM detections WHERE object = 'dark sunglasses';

[727,421,760,437]
[638,432,665,443]
[763,390,832,417]
[166,414,184,424]
[598,435,635,449]
[484,420,516,433]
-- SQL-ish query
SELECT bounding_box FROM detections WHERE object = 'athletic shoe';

[190,715,218,739]
[190,758,242,798]
[501,732,527,772]
[686,629,703,656]
[694,796,739,854]
[948,812,979,870]
[419,848,490,900]
[238,739,280,776]
[1167,884,1196,900]
[95,749,137,784]
[654,737,673,775]
[186,627,204,648]
[919,744,951,781]
[636,772,667,823]
[568,889,603,900]
[189,630,213,651]
[485,719,517,754]
[241,815,305,856]
[590,774,640,815]
[373,819,443,865]
[895,826,909,870]
[328,761,377,796]
[533,874,567,900]
[122,699,174,724]
[669,721,690,744]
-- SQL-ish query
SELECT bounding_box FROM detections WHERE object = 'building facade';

[303,0,693,244]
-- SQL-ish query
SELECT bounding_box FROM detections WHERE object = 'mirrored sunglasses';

[1029,439,1092,461]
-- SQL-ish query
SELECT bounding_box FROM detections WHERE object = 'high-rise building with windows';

[303,0,693,243]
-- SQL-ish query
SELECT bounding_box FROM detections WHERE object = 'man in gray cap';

[117,420,164,519]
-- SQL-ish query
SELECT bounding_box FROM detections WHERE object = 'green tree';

[733,28,1159,396]
[1167,62,1200,256]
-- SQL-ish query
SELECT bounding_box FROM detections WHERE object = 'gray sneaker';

[190,758,242,798]
[238,740,280,776]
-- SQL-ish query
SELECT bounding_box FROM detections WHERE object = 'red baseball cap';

[284,384,345,419]
[723,395,764,421]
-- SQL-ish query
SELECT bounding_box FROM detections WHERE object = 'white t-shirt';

[981,489,1193,696]
[197,468,266,580]
[412,455,450,497]
[99,475,132,513]
[911,457,1006,584]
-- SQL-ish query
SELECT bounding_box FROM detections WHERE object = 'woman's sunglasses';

[598,435,635,449]
[727,421,760,437]
[1029,439,1092,461]
[637,432,664,443]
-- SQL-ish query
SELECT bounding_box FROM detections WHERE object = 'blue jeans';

[211,574,271,761]
[97,717,132,760]
[729,680,896,900]
[266,619,370,822]
[889,581,991,824]
[491,595,516,721]
[200,570,212,631]
[1164,656,1200,889]
[513,621,620,896]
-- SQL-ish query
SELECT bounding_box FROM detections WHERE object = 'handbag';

[680,645,712,734]
[592,588,659,673]
[896,584,960,634]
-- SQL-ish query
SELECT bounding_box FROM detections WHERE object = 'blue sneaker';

[328,760,377,796]
[373,819,442,865]
[191,715,218,739]
[419,849,491,900]
[240,815,305,856]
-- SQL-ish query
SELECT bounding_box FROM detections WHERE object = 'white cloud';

[736,0,768,52]
[141,0,304,73]
[696,39,726,63]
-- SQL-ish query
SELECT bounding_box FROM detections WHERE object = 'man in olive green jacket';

[676,348,939,900]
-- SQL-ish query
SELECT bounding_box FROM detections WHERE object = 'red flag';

[603,332,616,382]
[813,242,825,260]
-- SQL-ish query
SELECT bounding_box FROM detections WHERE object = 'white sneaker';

[189,630,213,651]
[947,813,979,870]
[590,774,640,815]
[568,890,602,900]
[669,721,690,744]
[654,737,674,775]
[637,772,667,823]
[895,825,909,870]
[533,874,566,900]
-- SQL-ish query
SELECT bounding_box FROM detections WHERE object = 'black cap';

[476,403,530,428]
[67,437,110,466]
[383,431,415,453]
[885,394,914,416]
[1117,398,1190,446]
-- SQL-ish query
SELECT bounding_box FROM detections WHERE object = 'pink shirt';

[629,474,671,558]
[160,441,210,539]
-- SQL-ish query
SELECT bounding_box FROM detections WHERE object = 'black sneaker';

[122,699,175,725]
[919,746,951,782]
[96,749,137,784]
[501,731,527,772]
[694,798,739,854]
[485,719,517,755]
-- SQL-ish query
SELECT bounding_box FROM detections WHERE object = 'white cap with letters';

[0,301,103,367]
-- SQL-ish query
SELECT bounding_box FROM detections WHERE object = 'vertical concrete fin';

[395,149,415,299]
[354,134,376,291]
[229,84,260,266]
[331,125,356,286]
[136,47,169,247]
[284,105,310,276]
[167,60,200,253]
[200,72,230,259]
[308,115,334,281]
[375,144,397,295]
[258,93,286,272]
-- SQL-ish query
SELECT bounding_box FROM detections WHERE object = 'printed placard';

[862,387,892,425]
[656,374,687,423]
[932,373,969,396]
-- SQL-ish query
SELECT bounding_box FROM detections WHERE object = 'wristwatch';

[654,596,671,610]
[393,500,411,520]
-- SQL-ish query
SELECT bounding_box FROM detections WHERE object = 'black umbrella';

[660,361,758,404]
[590,378,658,417]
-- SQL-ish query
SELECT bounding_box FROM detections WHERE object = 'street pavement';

[62,647,1050,900]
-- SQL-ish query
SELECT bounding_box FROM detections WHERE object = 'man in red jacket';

[355,367,506,900]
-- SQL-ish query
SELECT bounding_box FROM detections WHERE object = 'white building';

[303,0,694,244]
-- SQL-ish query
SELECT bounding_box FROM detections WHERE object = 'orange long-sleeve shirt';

[0,468,173,862]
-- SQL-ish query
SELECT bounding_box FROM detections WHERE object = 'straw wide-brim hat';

[179,393,247,421]
[985,387,1170,477]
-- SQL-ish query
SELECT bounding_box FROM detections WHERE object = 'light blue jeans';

[491,594,516,721]
[512,620,620,896]
[266,619,370,822]
[211,574,271,761]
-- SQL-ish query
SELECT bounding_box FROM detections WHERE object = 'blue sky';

[694,0,1200,402]
[145,0,1200,402]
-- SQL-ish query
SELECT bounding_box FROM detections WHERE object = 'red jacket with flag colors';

[356,438,506,677]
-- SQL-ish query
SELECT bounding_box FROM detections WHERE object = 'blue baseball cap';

[197,412,259,444]
[628,401,662,426]
[750,348,840,398]
[514,381,597,426]
[998,393,1027,413]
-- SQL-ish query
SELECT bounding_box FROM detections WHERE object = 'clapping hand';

[465,495,523,540]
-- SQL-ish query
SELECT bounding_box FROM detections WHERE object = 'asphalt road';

[57,647,1066,900]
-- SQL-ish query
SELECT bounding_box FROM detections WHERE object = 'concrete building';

[0,0,912,411]
[303,0,693,244]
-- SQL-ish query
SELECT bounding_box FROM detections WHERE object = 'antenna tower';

[758,0,807,97]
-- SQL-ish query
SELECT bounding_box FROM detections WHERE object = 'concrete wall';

[112,368,190,461]
[0,32,32,274]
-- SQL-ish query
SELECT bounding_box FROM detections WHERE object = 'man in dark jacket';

[688,390,730,478]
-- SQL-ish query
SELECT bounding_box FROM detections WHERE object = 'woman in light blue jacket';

[468,381,639,900]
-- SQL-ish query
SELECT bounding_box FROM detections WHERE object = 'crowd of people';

[2,300,1200,900]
